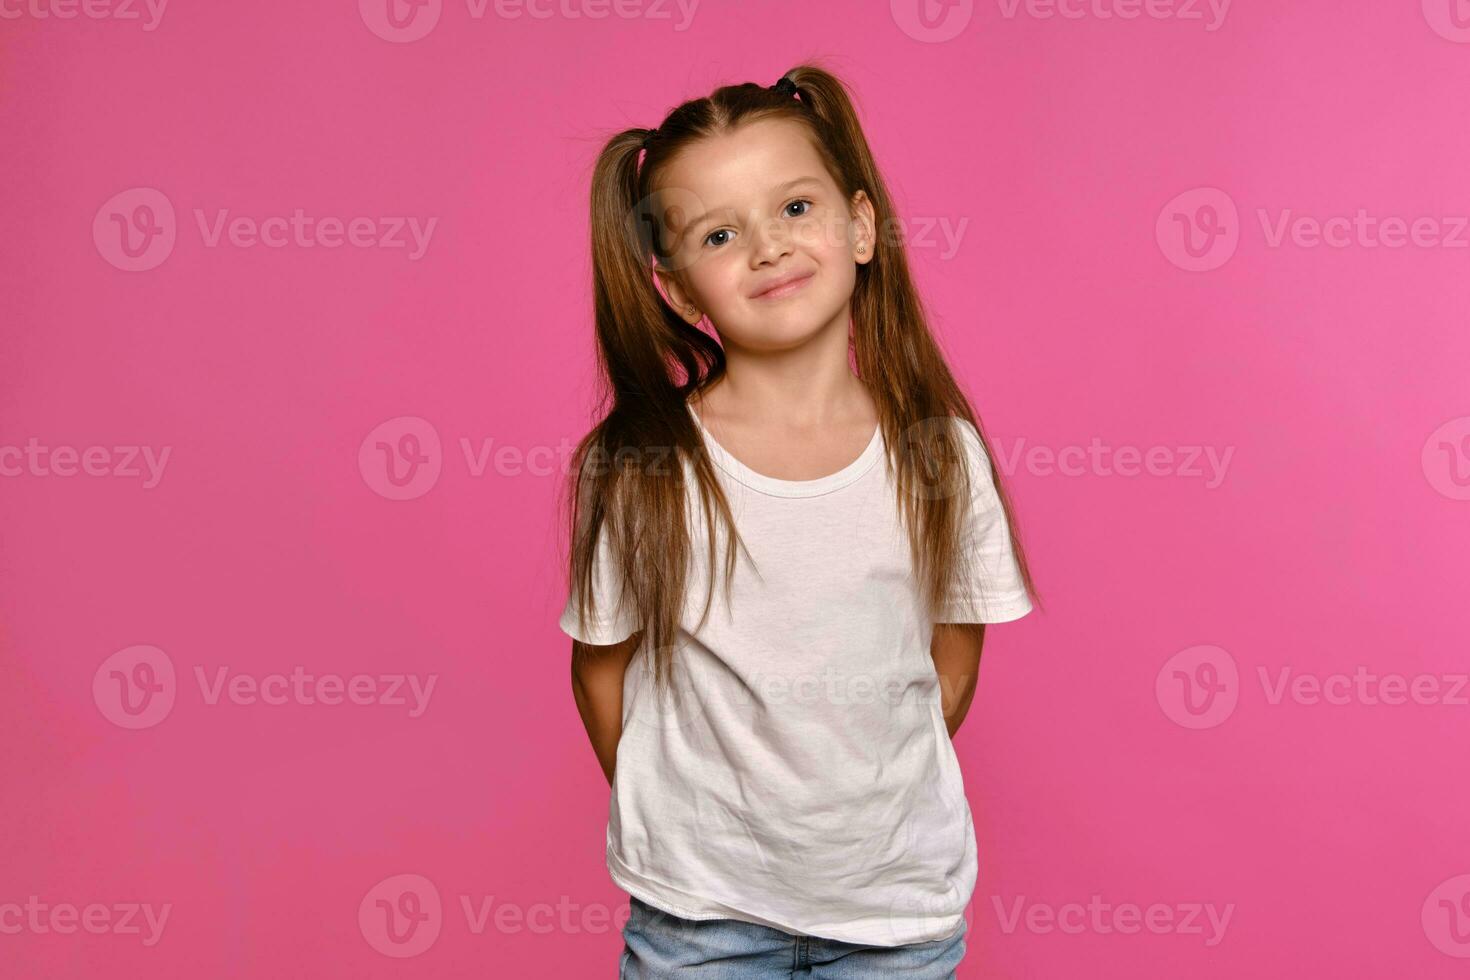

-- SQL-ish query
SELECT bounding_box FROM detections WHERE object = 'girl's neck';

[693,371,875,431]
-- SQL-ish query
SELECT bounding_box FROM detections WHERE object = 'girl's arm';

[929,623,986,738]
[570,633,642,786]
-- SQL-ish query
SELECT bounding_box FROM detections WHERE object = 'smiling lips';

[751,271,814,300]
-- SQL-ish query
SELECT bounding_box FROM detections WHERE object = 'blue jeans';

[618,896,966,978]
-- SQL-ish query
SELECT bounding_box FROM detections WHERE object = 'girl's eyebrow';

[675,176,825,243]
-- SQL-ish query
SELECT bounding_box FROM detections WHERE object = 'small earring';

[687,306,696,315]
[857,243,867,253]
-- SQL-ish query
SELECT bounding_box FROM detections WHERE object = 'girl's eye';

[701,199,816,249]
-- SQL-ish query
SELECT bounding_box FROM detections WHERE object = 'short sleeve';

[558,517,642,646]
[935,418,1033,624]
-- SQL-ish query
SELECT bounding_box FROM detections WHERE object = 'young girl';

[560,64,1038,979]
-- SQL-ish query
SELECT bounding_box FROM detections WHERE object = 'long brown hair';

[562,63,1039,694]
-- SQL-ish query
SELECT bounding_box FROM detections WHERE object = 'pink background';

[3,0,1468,976]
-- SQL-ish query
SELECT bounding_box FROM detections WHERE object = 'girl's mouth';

[751,272,814,301]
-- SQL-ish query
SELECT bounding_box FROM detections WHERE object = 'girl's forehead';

[655,118,832,200]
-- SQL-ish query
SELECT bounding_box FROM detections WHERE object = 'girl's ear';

[850,190,877,266]
[655,267,702,323]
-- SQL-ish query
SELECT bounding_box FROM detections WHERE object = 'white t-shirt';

[558,403,1032,947]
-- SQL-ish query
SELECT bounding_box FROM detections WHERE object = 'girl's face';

[651,117,875,353]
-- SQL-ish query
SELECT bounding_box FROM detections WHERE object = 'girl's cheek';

[796,217,834,253]
[688,261,732,300]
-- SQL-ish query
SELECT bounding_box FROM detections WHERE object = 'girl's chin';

[722,317,842,351]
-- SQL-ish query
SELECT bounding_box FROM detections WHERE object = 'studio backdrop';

[1,1,1466,977]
